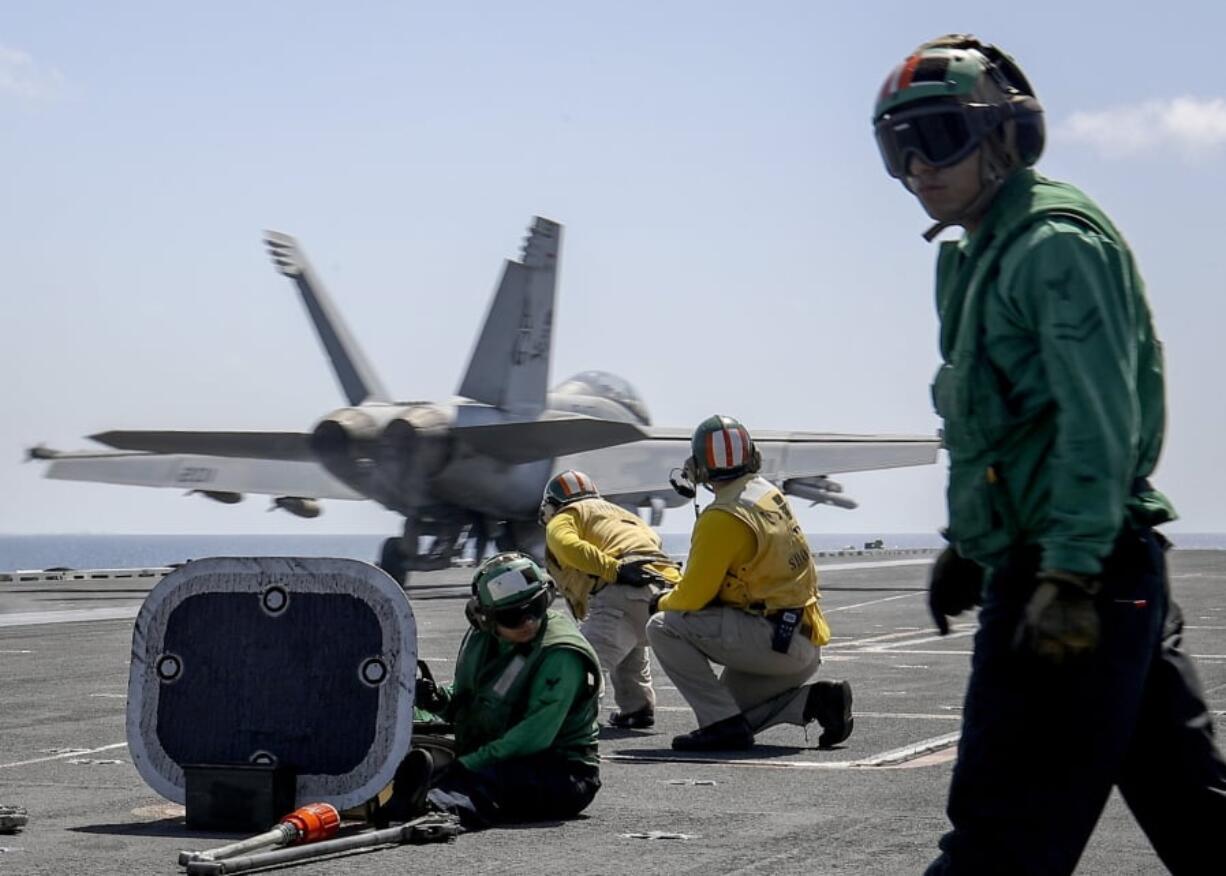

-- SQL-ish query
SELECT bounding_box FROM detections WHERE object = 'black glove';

[616,558,662,587]
[648,591,664,615]
[415,661,450,714]
[928,546,984,635]
[1014,570,1101,664]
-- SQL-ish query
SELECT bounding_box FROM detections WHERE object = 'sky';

[3,2,1225,539]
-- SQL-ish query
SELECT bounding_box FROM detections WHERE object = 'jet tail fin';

[264,231,392,406]
[457,217,560,416]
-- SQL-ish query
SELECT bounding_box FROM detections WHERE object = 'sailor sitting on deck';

[375,552,602,830]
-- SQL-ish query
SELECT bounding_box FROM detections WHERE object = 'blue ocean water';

[2,531,1221,572]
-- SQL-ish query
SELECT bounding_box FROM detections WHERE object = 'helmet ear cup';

[466,597,495,633]
[1010,98,1045,166]
[686,454,709,486]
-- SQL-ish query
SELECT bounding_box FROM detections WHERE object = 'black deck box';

[183,763,296,833]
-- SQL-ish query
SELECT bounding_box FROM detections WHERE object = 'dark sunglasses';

[493,602,543,629]
[875,103,1006,179]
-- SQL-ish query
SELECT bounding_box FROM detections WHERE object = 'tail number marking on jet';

[174,466,218,485]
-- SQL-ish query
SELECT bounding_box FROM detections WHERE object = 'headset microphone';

[669,465,696,500]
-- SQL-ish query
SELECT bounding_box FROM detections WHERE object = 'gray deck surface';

[2,551,1223,874]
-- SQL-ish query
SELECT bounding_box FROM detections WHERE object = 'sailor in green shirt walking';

[873,33,1226,875]
[377,551,602,830]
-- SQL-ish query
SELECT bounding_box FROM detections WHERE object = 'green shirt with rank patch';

[932,169,1175,575]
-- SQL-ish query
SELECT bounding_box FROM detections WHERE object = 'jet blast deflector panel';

[126,557,416,811]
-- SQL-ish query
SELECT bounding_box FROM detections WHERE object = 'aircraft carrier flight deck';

[2,551,1223,874]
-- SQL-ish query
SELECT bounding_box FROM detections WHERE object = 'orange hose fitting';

[281,803,341,844]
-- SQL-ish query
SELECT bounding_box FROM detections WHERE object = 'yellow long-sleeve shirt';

[545,510,621,583]
[657,507,827,645]
[656,509,755,612]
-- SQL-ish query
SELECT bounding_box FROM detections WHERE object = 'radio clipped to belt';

[770,609,801,654]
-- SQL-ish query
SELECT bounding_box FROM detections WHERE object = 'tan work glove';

[1014,569,1102,663]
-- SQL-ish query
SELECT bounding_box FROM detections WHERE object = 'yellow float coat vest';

[706,475,830,645]
[545,498,678,620]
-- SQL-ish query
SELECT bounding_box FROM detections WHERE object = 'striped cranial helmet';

[539,470,600,524]
[872,34,1044,181]
[688,414,762,484]
[468,551,554,632]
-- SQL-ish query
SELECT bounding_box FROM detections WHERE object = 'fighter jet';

[31,218,939,582]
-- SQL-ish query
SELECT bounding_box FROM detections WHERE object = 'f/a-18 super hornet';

[31,217,939,582]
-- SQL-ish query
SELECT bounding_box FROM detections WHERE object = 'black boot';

[671,714,754,751]
[609,704,655,729]
[371,748,434,827]
[803,680,854,748]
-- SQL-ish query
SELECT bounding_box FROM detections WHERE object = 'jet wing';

[39,451,363,500]
[556,429,941,497]
[90,430,314,461]
[453,414,646,465]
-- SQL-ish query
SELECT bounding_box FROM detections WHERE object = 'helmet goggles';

[874,101,1008,179]
[492,596,547,629]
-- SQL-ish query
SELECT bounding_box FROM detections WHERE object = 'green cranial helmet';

[872,35,1044,182]
[468,551,554,632]
[687,414,762,485]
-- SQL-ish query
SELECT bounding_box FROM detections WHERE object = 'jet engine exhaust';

[308,405,410,501]
[379,406,452,504]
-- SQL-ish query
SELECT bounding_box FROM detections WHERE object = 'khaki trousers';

[646,605,821,730]
[581,582,660,714]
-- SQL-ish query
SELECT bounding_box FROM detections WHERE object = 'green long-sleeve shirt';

[933,170,1174,574]
[453,645,588,772]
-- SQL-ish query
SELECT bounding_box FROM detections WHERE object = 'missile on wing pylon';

[270,496,322,518]
[783,477,859,510]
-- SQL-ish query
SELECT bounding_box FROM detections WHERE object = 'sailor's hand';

[616,558,661,587]
[648,591,664,615]
[928,547,984,635]
[1014,570,1101,664]
[414,673,449,714]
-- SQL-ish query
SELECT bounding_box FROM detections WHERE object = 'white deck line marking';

[0,607,139,628]
[864,630,977,650]
[827,625,973,649]
[605,730,962,770]
[0,742,128,770]
[817,559,934,572]
[850,712,961,721]
[850,731,963,767]
[826,593,919,613]
[852,649,975,656]
[649,705,960,721]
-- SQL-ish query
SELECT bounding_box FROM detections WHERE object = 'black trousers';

[927,529,1226,875]
[426,751,601,830]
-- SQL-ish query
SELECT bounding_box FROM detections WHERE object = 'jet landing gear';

[377,515,490,587]
[378,537,413,587]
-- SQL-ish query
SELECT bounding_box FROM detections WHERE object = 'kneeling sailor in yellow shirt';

[541,470,680,729]
[646,415,853,751]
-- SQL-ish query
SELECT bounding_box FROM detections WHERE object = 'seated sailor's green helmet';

[467,551,555,632]
[872,34,1045,182]
[686,414,762,485]
[538,470,600,525]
